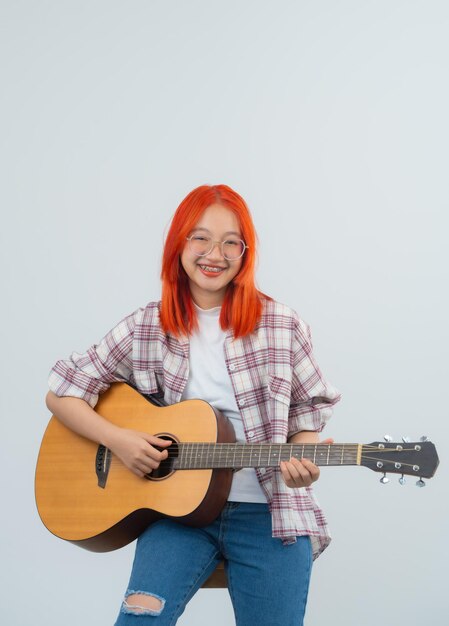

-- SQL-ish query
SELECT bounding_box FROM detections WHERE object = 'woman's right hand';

[106,427,172,478]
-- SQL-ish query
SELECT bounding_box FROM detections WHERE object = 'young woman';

[46,184,340,625]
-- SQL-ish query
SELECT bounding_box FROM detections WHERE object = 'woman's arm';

[46,391,170,477]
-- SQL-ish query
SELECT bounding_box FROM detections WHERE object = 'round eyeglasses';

[186,235,248,261]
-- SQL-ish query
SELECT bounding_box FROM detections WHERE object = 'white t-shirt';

[181,304,267,503]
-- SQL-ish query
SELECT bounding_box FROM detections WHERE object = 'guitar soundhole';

[146,435,178,481]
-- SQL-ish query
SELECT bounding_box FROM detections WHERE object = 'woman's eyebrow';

[191,227,211,233]
[190,227,241,237]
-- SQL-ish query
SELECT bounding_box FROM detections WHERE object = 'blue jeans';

[115,502,312,626]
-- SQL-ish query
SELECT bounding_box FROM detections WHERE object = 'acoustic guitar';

[35,383,439,552]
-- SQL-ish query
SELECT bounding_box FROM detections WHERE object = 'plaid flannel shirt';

[49,299,341,559]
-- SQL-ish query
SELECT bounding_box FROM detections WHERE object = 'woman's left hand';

[280,438,334,488]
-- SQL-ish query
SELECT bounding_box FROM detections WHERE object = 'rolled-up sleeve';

[48,308,142,407]
[288,315,341,438]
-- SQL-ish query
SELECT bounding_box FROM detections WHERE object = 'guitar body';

[35,384,235,552]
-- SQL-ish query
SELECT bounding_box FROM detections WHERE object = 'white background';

[1,1,448,624]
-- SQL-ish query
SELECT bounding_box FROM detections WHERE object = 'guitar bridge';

[96,445,112,488]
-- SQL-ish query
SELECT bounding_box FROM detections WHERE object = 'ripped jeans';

[114,502,312,626]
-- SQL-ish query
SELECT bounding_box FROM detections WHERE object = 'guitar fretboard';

[168,443,361,470]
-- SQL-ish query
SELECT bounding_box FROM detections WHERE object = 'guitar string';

[108,443,418,469]
[166,445,419,460]
[166,444,420,469]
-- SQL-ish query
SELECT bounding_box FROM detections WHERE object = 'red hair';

[160,184,267,338]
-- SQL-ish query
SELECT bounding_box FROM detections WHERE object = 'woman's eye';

[224,240,239,246]
[192,236,209,242]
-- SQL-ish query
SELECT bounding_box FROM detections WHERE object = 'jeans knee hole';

[122,591,166,616]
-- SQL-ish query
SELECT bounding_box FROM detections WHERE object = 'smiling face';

[180,203,244,309]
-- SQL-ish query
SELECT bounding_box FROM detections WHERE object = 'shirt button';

[247,430,254,438]
[229,363,236,371]
[259,467,266,474]
[238,399,246,407]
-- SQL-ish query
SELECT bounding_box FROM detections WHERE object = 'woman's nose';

[205,241,225,259]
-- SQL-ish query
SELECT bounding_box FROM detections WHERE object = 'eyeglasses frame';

[185,235,248,261]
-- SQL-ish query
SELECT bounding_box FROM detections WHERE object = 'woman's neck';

[190,290,224,310]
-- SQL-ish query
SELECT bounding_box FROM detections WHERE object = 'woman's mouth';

[198,264,226,275]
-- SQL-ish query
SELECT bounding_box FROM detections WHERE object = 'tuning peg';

[420,436,429,442]
[399,475,406,485]
[416,478,426,488]
[383,435,392,442]
[402,436,410,443]
[380,473,389,484]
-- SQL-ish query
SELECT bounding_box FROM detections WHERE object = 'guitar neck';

[172,443,361,470]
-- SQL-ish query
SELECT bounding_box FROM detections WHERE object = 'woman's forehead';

[192,203,241,234]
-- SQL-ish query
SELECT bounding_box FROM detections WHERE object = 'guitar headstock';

[360,437,439,484]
